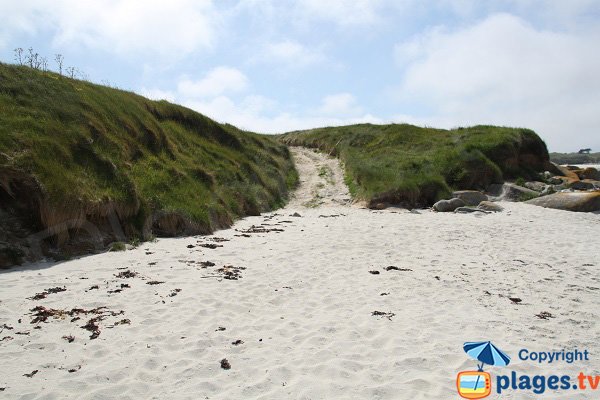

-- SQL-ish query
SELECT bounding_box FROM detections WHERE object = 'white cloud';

[139,88,176,103]
[147,77,368,131]
[0,0,218,58]
[181,93,380,134]
[393,13,600,150]
[295,0,384,26]
[318,93,363,117]
[259,40,325,68]
[177,66,248,98]
[0,2,41,49]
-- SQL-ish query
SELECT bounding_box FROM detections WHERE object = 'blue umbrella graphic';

[463,341,511,391]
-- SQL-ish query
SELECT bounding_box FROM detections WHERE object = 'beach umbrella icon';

[463,341,511,371]
[463,341,510,395]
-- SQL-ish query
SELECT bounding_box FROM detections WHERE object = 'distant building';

[578,148,592,154]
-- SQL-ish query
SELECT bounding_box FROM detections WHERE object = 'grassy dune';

[0,63,297,264]
[280,124,550,207]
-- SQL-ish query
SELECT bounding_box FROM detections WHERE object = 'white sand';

[1,148,599,399]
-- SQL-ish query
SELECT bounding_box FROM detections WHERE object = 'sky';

[1,0,600,152]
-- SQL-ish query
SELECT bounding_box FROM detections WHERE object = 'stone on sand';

[433,198,465,212]
[568,180,595,191]
[488,183,540,201]
[477,201,504,212]
[525,191,600,212]
[452,190,488,206]
[524,182,547,192]
[579,167,600,181]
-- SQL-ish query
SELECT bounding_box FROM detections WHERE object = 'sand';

[1,148,599,399]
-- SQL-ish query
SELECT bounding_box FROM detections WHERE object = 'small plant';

[129,237,141,248]
[518,192,539,202]
[318,165,329,177]
[66,66,76,79]
[14,48,24,65]
[515,177,526,187]
[109,242,127,252]
[55,54,64,75]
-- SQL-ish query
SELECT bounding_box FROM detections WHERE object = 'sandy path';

[1,151,600,399]
[287,147,352,208]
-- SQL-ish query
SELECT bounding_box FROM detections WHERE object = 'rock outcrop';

[452,190,488,206]
[433,198,465,212]
[477,201,504,212]
[525,192,600,212]
[488,183,540,201]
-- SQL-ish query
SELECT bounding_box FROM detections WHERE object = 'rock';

[0,244,25,269]
[452,190,488,206]
[543,171,553,180]
[487,183,540,202]
[525,192,600,212]
[566,165,581,171]
[555,165,580,181]
[568,180,595,191]
[541,185,557,196]
[477,201,504,212]
[547,162,566,177]
[371,202,387,210]
[547,176,565,185]
[580,167,600,181]
[524,181,547,192]
[433,198,465,212]
[454,207,489,214]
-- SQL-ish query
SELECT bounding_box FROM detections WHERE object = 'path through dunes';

[287,147,352,208]
[1,150,600,399]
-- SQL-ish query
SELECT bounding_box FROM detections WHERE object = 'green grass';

[0,63,297,243]
[109,242,127,252]
[280,124,549,207]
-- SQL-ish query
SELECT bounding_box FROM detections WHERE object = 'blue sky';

[1,0,600,152]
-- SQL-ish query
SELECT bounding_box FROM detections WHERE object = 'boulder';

[547,176,565,185]
[524,181,547,192]
[547,162,566,176]
[568,180,595,191]
[556,165,580,181]
[542,171,553,180]
[525,192,600,212]
[452,190,488,206]
[477,201,504,212]
[580,167,600,181]
[541,185,557,196]
[433,198,465,212]
[371,202,387,210]
[487,183,540,201]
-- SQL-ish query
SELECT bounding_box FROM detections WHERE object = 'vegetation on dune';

[0,62,297,264]
[280,124,550,207]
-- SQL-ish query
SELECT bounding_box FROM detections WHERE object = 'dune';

[1,148,599,399]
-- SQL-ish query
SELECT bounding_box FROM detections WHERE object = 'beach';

[1,148,599,399]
